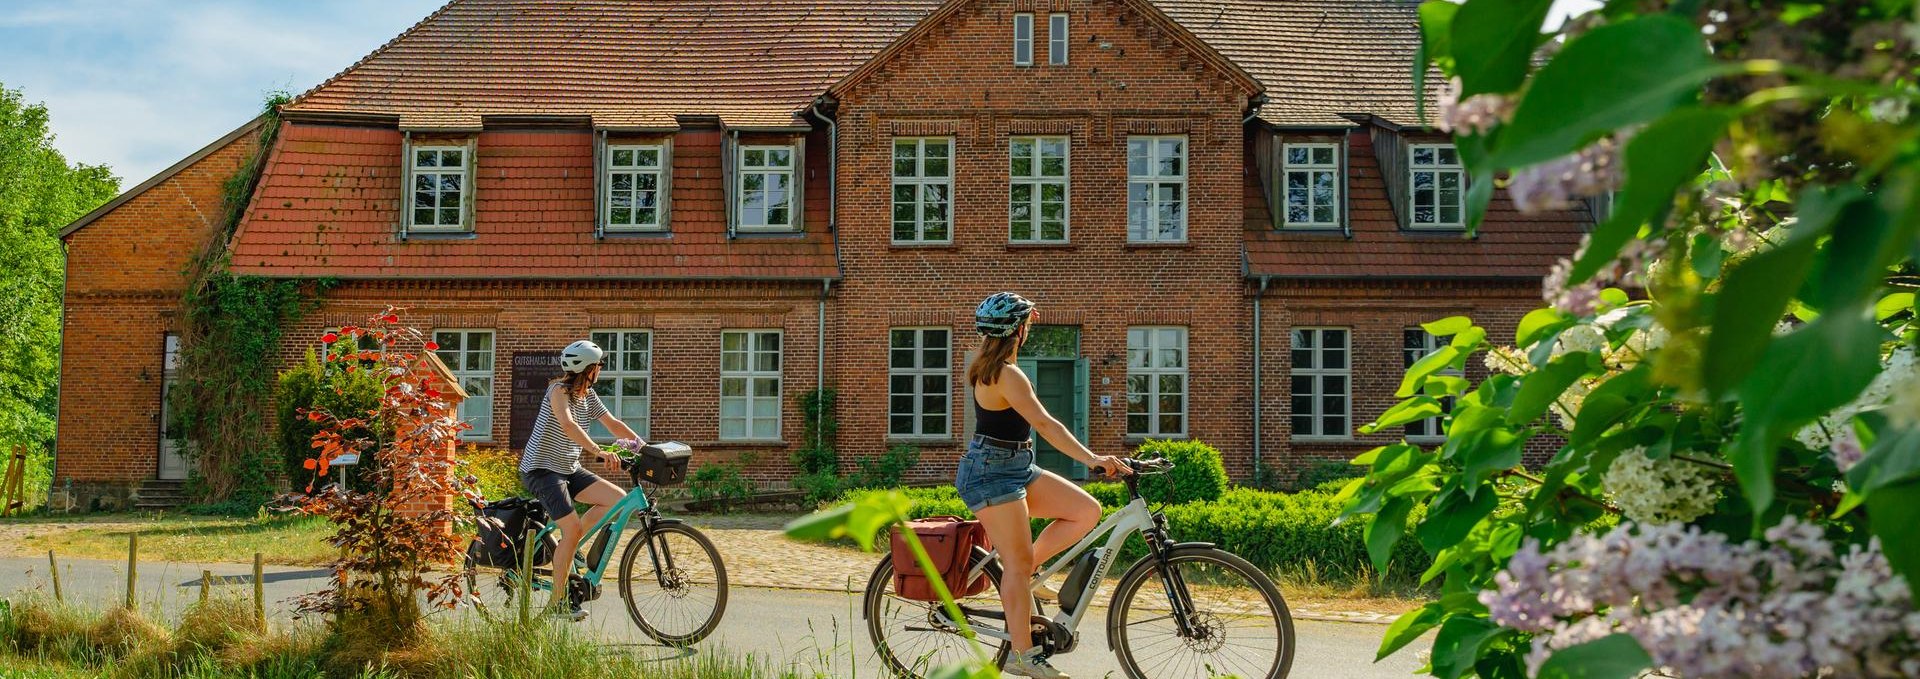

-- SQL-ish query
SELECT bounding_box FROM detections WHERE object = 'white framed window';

[409,146,469,231]
[1013,13,1034,66]
[1127,136,1187,242]
[889,328,952,437]
[720,330,781,441]
[1127,327,1188,437]
[1048,13,1069,65]
[589,330,652,440]
[1402,329,1458,442]
[892,138,953,243]
[432,329,494,440]
[606,145,664,231]
[737,145,795,231]
[1282,143,1340,228]
[1410,144,1465,228]
[1010,136,1069,243]
[1291,328,1350,440]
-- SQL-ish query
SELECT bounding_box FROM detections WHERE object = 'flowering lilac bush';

[1343,1,1920,677]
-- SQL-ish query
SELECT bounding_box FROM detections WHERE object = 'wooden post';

[518,529,536,625]
[253,553,266,630]
[1,446,25,518]
[200,570,212,604]
[125,534,138,609]
[47,550,62,604]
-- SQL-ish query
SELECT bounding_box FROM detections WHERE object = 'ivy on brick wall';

[168,93,333,509]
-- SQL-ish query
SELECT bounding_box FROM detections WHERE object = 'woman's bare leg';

[976,499,1036,653]
[1024,470,1102,569]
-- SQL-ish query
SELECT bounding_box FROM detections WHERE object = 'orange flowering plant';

[285,308,479,623]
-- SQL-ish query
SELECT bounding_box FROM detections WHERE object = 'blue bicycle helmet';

[975,292,1035,338]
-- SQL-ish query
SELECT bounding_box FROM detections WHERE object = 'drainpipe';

[50,241,69,507]
[1340,128,1353,239]
[1252,277,1269,478]
[805,99,839,452]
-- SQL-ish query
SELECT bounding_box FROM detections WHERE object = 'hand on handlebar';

[1088,454,1132,477]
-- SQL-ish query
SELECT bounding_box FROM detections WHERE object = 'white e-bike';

[863,457,1295,678]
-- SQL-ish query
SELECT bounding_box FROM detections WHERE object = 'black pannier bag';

[628,441,693,486]
[468,496,558,568]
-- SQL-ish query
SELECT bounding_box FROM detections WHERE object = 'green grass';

[10,513,337,566]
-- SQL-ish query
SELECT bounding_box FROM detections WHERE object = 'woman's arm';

[548,387,601,451]
[598,411,642,444]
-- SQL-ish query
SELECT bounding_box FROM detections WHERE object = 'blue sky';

[1,0,1600,188]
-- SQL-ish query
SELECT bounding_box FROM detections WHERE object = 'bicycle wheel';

[1107,546,1294,679]
[863,551,1016,678]
[617,521,728,645]
[460,550,520,621]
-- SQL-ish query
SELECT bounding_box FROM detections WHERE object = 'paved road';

[0,556,1423,678]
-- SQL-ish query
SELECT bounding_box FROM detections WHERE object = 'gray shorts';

[955,437,1040,512]
[520,467,604,520]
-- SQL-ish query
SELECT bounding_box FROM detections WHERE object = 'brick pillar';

[394,354,467,530]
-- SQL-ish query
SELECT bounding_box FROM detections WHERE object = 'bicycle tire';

[617,522,728,646]
[1107,546,1294,679]
[863,551,1016,678]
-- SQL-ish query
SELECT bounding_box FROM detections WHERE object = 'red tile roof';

[1244,128,1589,279]
[227,123,837,280]
[286,0,944,128]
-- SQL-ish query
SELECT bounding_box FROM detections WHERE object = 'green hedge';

[1131,439,1230,504]
[845,484,1430,583]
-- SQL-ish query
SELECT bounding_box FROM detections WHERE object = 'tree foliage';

[1349,2,1920,676]
[0,83,117,456]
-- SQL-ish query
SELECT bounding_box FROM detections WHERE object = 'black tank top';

[973,395,1033,442]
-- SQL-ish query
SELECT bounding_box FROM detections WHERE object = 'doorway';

[157,334,192,480]
[1017,326,1087,480]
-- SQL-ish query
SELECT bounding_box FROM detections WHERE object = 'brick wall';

[829,0,1256,479]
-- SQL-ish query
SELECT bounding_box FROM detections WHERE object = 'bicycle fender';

[1165,541,1216,550]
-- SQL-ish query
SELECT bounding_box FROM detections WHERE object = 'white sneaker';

[1004,648,1070,678]
[1030,576,1060,603]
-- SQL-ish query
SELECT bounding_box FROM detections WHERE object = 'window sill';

[890,241,956,250]
[1006,241,1075,250]
[1122,241,1192,251]
[1290,437,1361,445]
[732,230,806,239]
[1407,437,1447,445]
[1273,226,1345,236]
[889,436,956,445]
[601,230,672,240]
[1124,434,1189,443]
[402,230,478,241]
[1401,227,1471,237]
[700,439,788,448]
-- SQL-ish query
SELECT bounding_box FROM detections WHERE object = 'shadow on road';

[174,569,332,587]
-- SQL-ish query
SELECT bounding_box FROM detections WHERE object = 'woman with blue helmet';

[961,292,1127,679]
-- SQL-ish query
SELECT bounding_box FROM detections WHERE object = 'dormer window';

[1282,143,1340,229]
[1013,13,1034,66]
[1409,144,1464,229]
[605,144,665,232]
[409,146,470,232]
[736,145,795,231]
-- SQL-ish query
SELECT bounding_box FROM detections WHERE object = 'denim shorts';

[955,437,1040,512]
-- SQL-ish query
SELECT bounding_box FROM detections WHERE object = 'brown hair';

[558,365,600,400]
[968,323,1026,386]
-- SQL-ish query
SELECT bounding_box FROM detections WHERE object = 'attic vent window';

[1014,13,1034,66]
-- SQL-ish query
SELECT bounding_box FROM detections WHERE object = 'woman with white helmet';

[519,338,644,621]
[964,292,1128,679]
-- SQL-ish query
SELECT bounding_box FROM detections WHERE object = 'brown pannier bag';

[890,516,992,602]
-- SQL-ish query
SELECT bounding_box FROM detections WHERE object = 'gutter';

[1251,277,1268,478]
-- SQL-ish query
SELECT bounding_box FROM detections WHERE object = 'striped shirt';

[519,381,609,474]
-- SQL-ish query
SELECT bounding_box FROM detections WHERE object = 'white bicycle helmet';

[560,340,605,373]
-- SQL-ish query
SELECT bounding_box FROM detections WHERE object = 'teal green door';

[1018,357,1089,480]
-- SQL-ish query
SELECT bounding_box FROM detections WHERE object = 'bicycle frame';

[519,482,658,594]
[964,496,1156,643]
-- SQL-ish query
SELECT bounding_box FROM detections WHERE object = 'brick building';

[55,0,1587,509]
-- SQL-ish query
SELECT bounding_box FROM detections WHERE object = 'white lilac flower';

[1544,258,1602,316]
[1484,345,1533,376]
[1830,427,1866,473]
[1508,135,1625,214]
[1795,346,1917,449]
[1553,323,1607,357]
[1603,448,1720,525]
[1435,78,1517,136]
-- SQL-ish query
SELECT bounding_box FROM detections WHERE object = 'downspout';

[806,99,839,450]
[1252,276,1269,479]
[51,241,69,508]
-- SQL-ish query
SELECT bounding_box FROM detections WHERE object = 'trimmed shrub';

[1084,482,1127,508]
[1131,439,1230,504]
[274,346,384,490]
[1289,459,1365,493]
[463,447,525,500]
[687,463,757,512]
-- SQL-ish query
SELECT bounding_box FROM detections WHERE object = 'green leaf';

[1458,429,1524,494]
[1423,316,1475,337]
[1847,423,1920,494]
[783,503,855,543]
[1704,187,1859,396]
[1414,1,1462,121]
[1491,15,1717,170]
[1570,366,1652,445]
[1813,193,1908,311]
[1516,308,1574,348]
[1363,397,1444,434]
[1399,346,1462,397]
[1425,375,1472,397]
[1377,592,1485,661]
[1875,292,1915,320]
[1429,616,1508,679]
[1449,0,1555,98]
[1734,312,1883,512]
[1569,108,1730,284]
[1508,352,1592,425]
[1867,480,1920,589]
[1417,487,1498,552]
[1366,498,1415,574]
[1449,326,1488,353]
[1535,633,1653,679]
